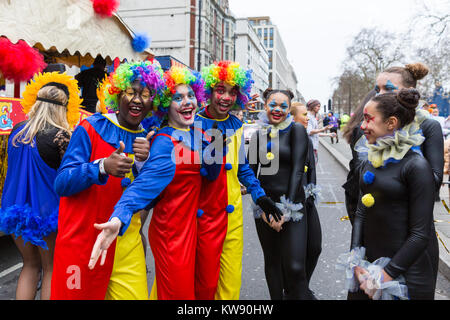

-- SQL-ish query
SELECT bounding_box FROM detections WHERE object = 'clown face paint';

[168,84,198,129]
[209,82,239,119]
[375,72,404,95]
[360,100,393,144]
[117,79,154,130]
[265,92,291,125]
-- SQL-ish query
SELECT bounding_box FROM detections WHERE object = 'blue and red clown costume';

[50,61,165,300]
[107,66,219,300]
[194,61,266,300]
[0,72,82,249]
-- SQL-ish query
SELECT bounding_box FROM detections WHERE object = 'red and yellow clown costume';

[51,61,166,300]
[107,66,219,300]
[194,61,266,300]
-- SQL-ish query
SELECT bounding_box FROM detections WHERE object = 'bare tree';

[331,28,405,113]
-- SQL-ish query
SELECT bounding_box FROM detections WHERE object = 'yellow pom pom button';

[362,193,375,208]
[266,152,275,161]
[304,166,308,173]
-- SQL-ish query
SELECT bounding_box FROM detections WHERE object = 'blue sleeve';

[54,125,108,197]
[237,133,266,203]
[110,135,176,236]
[200,131,223,181]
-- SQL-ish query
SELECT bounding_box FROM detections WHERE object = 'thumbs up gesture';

[133,130,154,162]
[103,141,133,178]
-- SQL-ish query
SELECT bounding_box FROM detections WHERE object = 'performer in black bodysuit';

[342,62,443,226]
[350,89,439,300]
[250,89,312,300]
[291,102,322,293]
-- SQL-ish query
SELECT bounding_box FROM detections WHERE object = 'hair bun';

[263,88,274,100]
[405,63,429,81]
[397,88,421,110]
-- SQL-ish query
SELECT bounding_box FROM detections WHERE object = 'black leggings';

[255,203,322,300]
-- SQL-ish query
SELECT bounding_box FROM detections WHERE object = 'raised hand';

[88,217,122,270]
[133,131,154,162]
[104,141,133,178]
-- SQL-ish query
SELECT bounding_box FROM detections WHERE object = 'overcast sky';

[228,0,433,106]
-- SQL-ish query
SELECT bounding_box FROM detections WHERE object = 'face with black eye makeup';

[264,92,291,125]
[375,72,405,95]
[167,84,198,129]
[117,79,154,130]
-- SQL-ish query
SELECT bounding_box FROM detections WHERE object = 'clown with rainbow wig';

[51,60,165,300]
[193,61,283,300]
[88,65,221,300]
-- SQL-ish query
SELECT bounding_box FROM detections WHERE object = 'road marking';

[0,263,23,279]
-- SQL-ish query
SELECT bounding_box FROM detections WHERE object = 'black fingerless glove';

[257,196,283,222]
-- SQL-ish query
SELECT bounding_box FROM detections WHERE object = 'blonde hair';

[290,102,306,117]
[13,86,72,147]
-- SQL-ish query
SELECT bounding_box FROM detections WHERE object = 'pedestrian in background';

[328,112,339,144]
[0,72,80,299]
[306,99,333,163]
[75,55,107,114]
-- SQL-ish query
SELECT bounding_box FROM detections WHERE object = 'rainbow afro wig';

[149,66,206,125]
[102,60,166,115]
[201,61,254,109]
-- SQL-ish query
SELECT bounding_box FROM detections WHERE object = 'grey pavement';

[319,131,450,299]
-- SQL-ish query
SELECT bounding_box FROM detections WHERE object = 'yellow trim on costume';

[169,126,190,132]
[215,126,244,300]
[196,113,230,122]
[102,114,145,133]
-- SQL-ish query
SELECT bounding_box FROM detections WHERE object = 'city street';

[1,143,449,300]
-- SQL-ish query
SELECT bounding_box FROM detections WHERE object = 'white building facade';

[235,18,269,105]
[118,0,235,71]
[248,17,303,102]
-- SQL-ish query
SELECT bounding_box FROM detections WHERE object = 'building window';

[264,39,268,47]
[269,39,273,48]
[225,21,230,38]
[257,28,262,38]
[225,45,229,60]
[264,28,268,38]
[270,28,274,38]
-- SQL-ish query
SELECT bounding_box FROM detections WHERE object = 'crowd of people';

[0,57,445,301]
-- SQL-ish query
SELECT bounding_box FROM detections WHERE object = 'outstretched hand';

[104,141,133,178]
[88,218,122,270]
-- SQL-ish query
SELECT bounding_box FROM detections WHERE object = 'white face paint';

[168,84,198,129]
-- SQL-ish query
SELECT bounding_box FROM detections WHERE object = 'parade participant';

[349,89,438,300]
[87,66,218,300]
[194,61,282,300]
[347,63,441,293]
[249,89,312,300]
[0,72,81,299]
[50,61,163,300]
[290,102,322,292]
[341,90,376,225]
